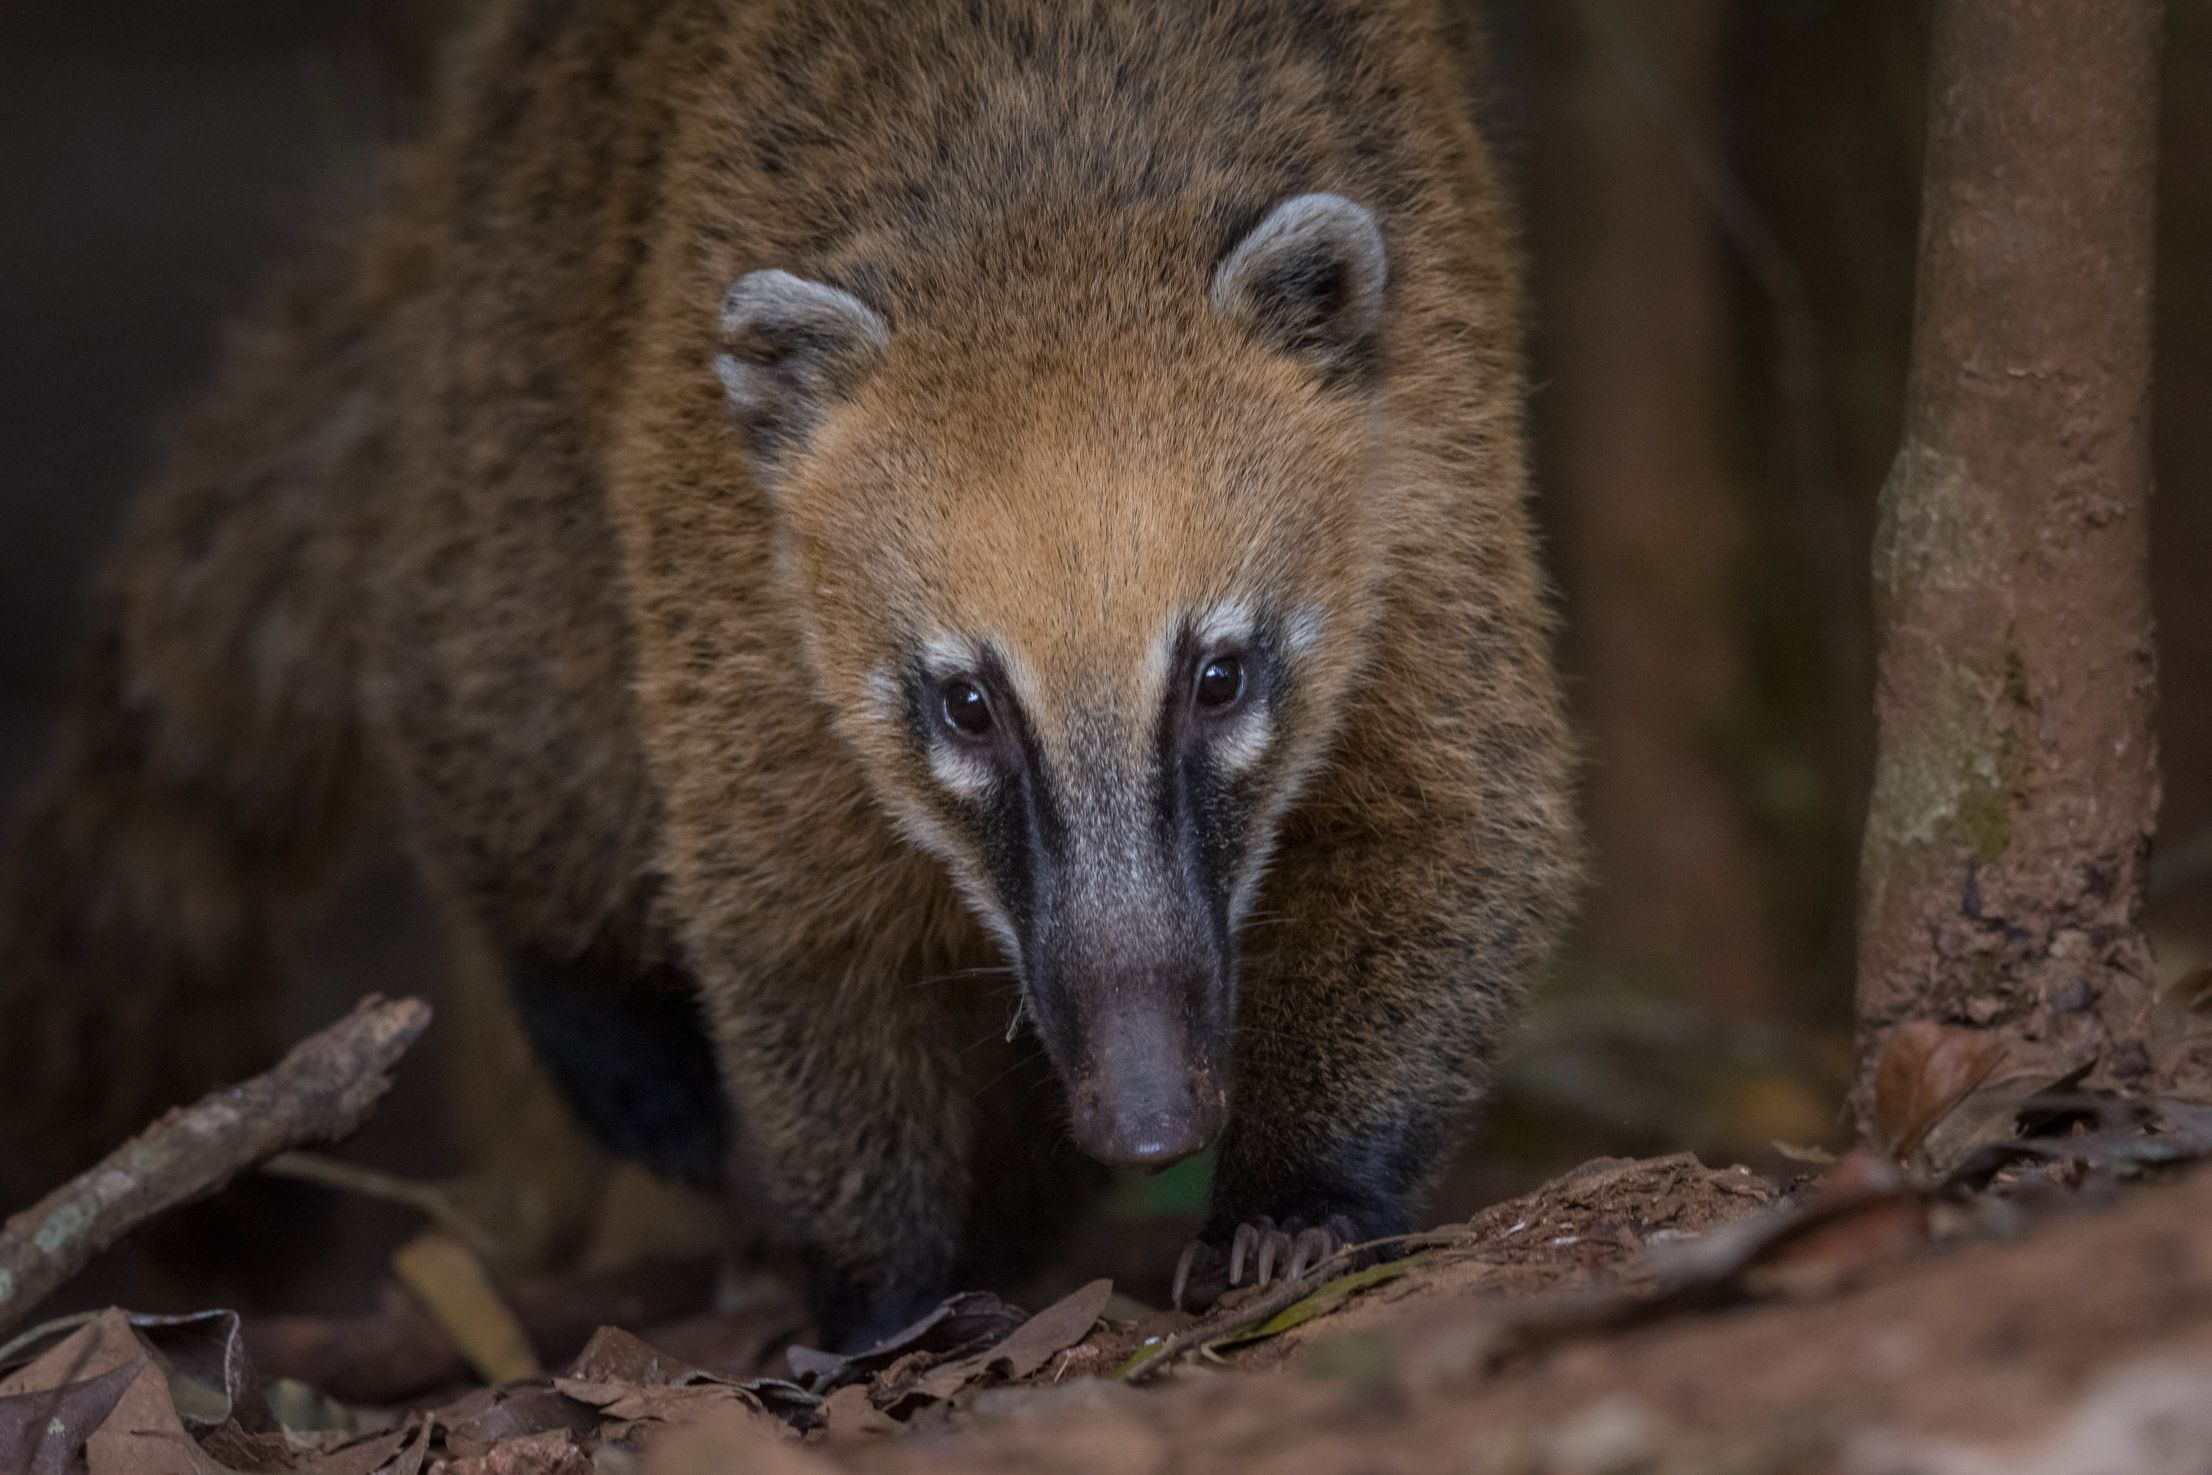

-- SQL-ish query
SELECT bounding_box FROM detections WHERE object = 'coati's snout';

[1028,863,1236,1169]
[1059,982,1229,1169]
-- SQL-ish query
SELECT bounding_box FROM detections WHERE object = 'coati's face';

[717,196,1390,1168]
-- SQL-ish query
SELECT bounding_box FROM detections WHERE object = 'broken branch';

[0,995,432,1337]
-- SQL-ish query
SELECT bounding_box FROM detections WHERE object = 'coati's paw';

[1169,1212,1361,1311]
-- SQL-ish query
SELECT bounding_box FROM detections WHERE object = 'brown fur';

[0,0,1578,1345]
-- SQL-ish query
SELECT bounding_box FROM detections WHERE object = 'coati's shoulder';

[671,0,1506,273]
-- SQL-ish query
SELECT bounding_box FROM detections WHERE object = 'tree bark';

[1855,2,2170,1127]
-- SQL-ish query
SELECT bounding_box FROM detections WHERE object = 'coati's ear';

[716,269,889,464]
[1211,193,1387,381]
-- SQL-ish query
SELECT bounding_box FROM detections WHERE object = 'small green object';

[1211,1254,1426,1350]
[1115,1151,1215,1218]
[1114,1339,1169,1378]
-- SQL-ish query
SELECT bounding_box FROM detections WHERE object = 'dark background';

[4,0,2209,1306]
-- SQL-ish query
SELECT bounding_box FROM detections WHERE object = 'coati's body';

[0,0,1576,1346]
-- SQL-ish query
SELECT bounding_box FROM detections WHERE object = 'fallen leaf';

[783,1292,1025,1392]
[1742,1151,1928,1294]
[643,1403,833,1475]
[941,1279,1112,1383]
[199,1420,410,1475]
[553,1325,815,1428]
[136,1309,264,1432]
[430,1427,592,1475]
[1915,1059,2088,1180]
[0,1358,146,1475]
[86,1355,223,1475]
[1771,1141,1840,1167]
[884,1279,1115,1411]
[439,1385,597,1458]
[392,1234,541,1385]
[1210,1257,1424,1350]
[1872,1021,2007,1162]
[816,1383,896,1439]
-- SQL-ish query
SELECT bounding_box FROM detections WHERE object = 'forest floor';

[9,1017,2212,1475]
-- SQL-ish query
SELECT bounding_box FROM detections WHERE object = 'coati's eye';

[941,679,995,739]
[1194,654,1246,713]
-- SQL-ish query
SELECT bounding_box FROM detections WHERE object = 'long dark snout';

[1062,993,1228,1167]
[987,718,1246,1171]
[1028,887,1235,1168]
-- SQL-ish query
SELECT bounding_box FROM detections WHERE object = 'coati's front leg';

[700,958,979,1352]
[1179,773,1578,1307]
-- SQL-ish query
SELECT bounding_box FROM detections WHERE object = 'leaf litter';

[15,1011,2212,1472]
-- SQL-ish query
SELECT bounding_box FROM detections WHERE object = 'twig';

[260,1150,497,1256]
[1123,1230,1456,1383]
[0,995,433,1337]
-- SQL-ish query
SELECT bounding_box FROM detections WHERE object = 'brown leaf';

[562,1326,712,1387]
[642,1404,833,1475]
[0,1358,145,1475]
[783,1291,1026,1391]
[86,1357,224,1475]
[431,1428,593,1475]
[885,1279,1115,1413]
[553,1327,817,1431]
[1743,1151,1928,1295]
[392,1234,541,1385]
[198,1420,411,1475]
[1916,1058,2088,1179]
[562,1378,786,1437]
[1872,1020,2007,1161]
[816,1383,897,1440]
[965,1279,1112,1383]
[440,1386,597,1459]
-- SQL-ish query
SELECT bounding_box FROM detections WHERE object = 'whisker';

[906,963,1018,991]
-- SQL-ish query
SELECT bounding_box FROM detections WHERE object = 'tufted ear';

[716,269,890,464]
[1210,193,1387,381]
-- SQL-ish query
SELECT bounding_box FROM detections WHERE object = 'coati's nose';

[1067,1007,1227,1169]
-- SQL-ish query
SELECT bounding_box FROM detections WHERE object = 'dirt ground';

[726,1156,2212,1475]
[14,1138,2212,1475]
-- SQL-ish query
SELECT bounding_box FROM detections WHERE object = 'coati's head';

[717,194,1393,1168]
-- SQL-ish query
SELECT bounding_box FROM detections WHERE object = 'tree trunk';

[1855,1,2171,1127]
[1533,0,1785,1021]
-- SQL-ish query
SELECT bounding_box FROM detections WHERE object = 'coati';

[0,0,1577,1349]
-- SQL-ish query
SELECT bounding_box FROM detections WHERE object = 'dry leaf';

[393,1234,541,1385]
[0,1358,145,1475]
[886,1279,1114,1411]
[1872,1021,2006,1161]
[784,1291,1025,1392]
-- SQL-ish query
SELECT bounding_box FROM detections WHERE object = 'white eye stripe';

[929,743,997,797]
[917,629,1046,725]
[917,631,986,680]
[1192,598,1258,653]
[1209,710,1274,773]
